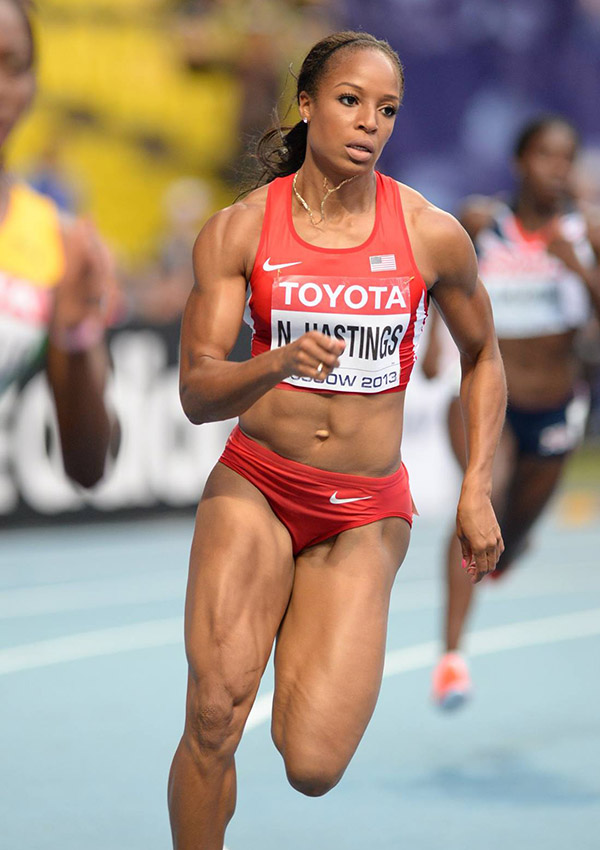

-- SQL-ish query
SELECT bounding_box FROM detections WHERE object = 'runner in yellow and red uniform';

[0,0,116,487]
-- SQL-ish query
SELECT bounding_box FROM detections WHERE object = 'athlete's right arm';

[179,203,344,424]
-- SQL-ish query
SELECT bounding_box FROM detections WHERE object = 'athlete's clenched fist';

[276,331,345,381]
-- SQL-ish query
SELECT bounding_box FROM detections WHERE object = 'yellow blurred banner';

[8,1,241,263]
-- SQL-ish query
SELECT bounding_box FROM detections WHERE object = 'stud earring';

[303,117,308,124]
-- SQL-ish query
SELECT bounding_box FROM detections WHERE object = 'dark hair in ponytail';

[252,30,404,188]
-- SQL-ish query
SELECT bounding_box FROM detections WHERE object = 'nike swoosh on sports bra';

[476,203,592,339]
[244,172,428,395]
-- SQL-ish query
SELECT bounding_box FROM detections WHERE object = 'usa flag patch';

[369,254,396,272]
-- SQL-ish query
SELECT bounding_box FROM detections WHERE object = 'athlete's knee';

[184,678,248,762]
[285,756,344,797]
[272,697,350,795]
[279,737,346,796]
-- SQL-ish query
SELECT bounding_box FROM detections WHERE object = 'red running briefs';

[219,425,414,556]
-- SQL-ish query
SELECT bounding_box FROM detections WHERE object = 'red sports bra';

[244,172,428,394]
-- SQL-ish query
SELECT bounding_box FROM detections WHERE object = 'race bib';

[478,229,590,338]
[271,275,412,393]
[485,270,590,338]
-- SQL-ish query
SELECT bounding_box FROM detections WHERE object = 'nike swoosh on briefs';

[263,258,302,272]
[329,492,373,505]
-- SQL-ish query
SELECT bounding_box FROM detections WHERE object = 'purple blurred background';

[344,0,600,211]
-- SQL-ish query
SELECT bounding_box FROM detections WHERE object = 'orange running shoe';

[431,652,472,710]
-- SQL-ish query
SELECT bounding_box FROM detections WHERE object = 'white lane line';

[3,569,599,621]
[4,612,598,850]
[247,607,600,729]
[2,608,599,683]
[383,607,600,676]
[246,692,275,732]
[0,573,184,619]
[389,576,600,613]
[0,617,182,676]
[467,607,600,656]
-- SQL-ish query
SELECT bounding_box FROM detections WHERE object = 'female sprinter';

[429,115,600,709]
[0,0,115,487]
[170,31,506,849]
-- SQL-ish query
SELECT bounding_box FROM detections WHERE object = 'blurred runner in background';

[425,115,600,710]
[0,0,117,487]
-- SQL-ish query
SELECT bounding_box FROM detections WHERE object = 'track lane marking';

[2,572,599,619]
[0,617,182,675]
[2,608,599,688]
[0,574,183,619]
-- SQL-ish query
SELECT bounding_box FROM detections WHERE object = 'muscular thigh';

[184,463,295,703]
[272,517,410,767]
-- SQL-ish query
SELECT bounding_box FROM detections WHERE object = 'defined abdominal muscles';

[240,389,406,476]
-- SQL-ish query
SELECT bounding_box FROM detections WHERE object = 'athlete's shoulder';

[395,181,478,283]
[1,179,65,285]
[13,181,77,249]
[7,179,62,223]
[11,178,53,204]
[198,184,269,241]
[193,184,270,277]
[396,181,471,251]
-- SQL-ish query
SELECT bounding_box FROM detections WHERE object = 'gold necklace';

[292,171,357,227]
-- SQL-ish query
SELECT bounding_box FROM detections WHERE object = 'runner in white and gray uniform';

[479,202,592,342]
[477,199,593,455]
[424,115,600,709]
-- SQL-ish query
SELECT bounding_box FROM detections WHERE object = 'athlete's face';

[299,48,401,176]
[516,123,578,207]
[0,0,35,151]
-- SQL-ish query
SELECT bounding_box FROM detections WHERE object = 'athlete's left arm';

[46,218,119,488]
[424,209,506,582]
[546,213,600,321]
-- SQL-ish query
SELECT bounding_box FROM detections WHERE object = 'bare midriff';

[500,331,578,410]
[239,387,406,477]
